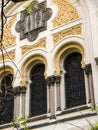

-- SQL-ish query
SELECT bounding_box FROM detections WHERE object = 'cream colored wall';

[0,0,98,129]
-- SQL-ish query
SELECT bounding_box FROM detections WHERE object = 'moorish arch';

[53,40,87,109]
[20,53,48,117]
[53,37,86,75]
[0,66,14,124]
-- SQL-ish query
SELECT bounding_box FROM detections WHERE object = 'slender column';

[84,64,95,106]
[14,86,21,117]
[55,75,61,111]
[21,86,27,116]
[47,75,56,119]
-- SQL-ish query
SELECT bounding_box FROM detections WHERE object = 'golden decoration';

[0,50,15,62]
[53,24,82,45]
[52,0,79,27]
[0,66,14,79]
[21,55,47,86]
[21,38,46,56]
[54,43,85,75]
[2,16,16,47]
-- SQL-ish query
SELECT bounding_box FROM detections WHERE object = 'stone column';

[14,86,21,117]
[84,64,95,106]
[21,86,27,116]
[47,75,56,119]
[55,75,61,111]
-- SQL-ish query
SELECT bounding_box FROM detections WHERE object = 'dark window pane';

[64,53,86,108]
[0,74,14,125]
[30,64,47,116]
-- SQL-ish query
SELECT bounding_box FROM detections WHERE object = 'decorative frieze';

[3,16,16,47]
[52,24,82,45]
[21,38,46,56]
[0,50,15,62]
[52,0,79,27]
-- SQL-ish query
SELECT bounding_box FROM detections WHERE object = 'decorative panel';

[21,38,46,56]
[15,1,52,41]
[52,0,79,27]
[0,50,15,62]
[3,16,16,47]
[53,24,82,45]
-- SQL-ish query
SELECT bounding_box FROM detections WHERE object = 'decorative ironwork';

[15,1,52,41]
[64,53,86,108]
[30,64,47,116]
[0,74,14,125]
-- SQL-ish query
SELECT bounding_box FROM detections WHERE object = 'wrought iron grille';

[30,64,47,116]
[64,53,86,108]
[0,74,14,124]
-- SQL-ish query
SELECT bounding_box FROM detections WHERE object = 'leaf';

[24,127,28,130]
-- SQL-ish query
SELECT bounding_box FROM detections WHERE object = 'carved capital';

[95,57,98,65]
[14,86,21,96]
[21,86,27,94]
[84,64,92,75]
[47,75,55,87]
[55,75,61,84]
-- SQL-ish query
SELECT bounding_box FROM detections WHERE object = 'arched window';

[64,53,86,108]
[30,63,47,116]
[0,74,14,124]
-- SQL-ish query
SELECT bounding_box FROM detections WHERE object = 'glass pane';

[64,53,86,108]
[30,64,47,116]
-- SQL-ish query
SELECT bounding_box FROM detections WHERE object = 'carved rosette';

[52,24,82,45]
[52,0,79,27]
[21,38,46,56]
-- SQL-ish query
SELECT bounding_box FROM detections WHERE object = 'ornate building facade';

[0,0,98,130]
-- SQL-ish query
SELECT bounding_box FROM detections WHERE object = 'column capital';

[47,75,55,86]
[55,75,61,84]
[21,86,27,94]
[84,63,92,75]
[95,57,98,65]
[14,86,21,96]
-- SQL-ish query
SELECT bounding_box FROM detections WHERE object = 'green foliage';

[90,122,98,130]
[11,115,28,130]
[91,106,98,112]
[17,115,27,126]
[24,1,38,14]
[90,106,98,130]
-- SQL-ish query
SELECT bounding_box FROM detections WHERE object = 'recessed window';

[29,63,47,117]
[64,53,86,108]
[0,74,14,124]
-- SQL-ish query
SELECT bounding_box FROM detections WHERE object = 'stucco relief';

[0,50,15,62]
[52,0,79,27]
[52,24,82,45]
[21,38,46,56]
[2,16,16,47]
